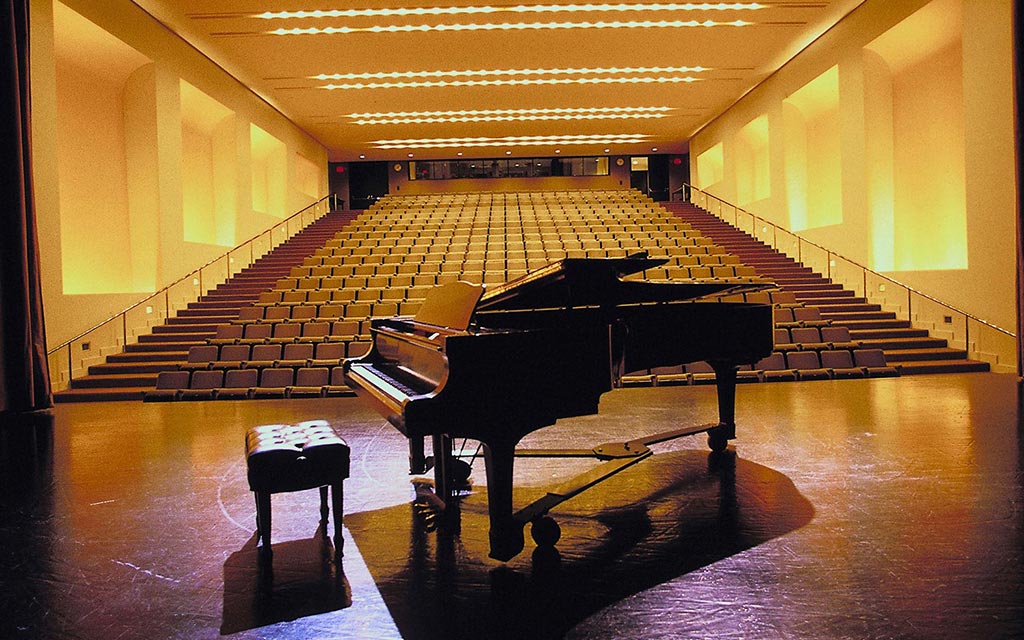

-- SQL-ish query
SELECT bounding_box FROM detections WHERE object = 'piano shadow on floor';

[344,449,814,640]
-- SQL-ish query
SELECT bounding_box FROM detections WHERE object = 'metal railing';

[684,184,1017,371]
[47,194,342,391]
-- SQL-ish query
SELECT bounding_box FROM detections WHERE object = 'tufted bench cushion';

[245,420,349,564]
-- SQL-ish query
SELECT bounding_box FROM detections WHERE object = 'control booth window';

[410,156,609,180]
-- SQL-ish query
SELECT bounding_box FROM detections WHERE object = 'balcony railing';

[684,184,1017,372]
[47,194,341,391]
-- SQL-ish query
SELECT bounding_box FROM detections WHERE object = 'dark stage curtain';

[1016,0,1024,379]
[1,0,52,414]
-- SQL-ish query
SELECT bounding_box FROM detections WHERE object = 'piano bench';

[245,420,350,565]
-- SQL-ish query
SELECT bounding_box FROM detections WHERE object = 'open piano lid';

[477,255,773,312]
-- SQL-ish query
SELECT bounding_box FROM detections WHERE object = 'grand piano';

[344,256,774,560]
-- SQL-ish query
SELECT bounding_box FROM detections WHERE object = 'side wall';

[31,0,328,355]
[690,0,1017,370]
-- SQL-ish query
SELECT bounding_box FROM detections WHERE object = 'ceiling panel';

[136,1,864,161]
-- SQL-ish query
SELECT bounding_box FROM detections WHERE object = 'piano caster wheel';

[708,431,729,453]
[451,459,472,485]
[530,516,561,547]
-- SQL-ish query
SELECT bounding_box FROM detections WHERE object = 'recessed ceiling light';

[268,19,754,37]
[373,134,649,150]
[257,5,767,21]
[407,153,414,157]
[358,154,365,159]
[346,106,672,125]
[315,67,708,90]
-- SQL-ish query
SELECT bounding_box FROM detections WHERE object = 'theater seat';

[289,367,330,398]
[785,351,831,381]
[819,349,866,379]
[144,371,190,402]
[853,349,900,377]
[252,368,294,399]
[180,369,224,400]
[218,368,258,400]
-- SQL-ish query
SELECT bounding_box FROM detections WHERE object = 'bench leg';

[319,486,329,535]
[255,491,272,561]
[331,482,344,563]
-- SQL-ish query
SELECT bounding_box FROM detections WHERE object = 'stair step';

[177,308,241,317]
[125,341,204,353]
[884,347,969,362]
[820,311,896,322]
[856,336,949,350]
[844,319,913,331]
[138,332,214,343]
[800,297,868,307]
[53,387,151,403]
[71,373,159,388]
[896,360,991,375]
[167,315,235,325]
[850,325,926,337]
[107,351,188,363]
[152,323,219,334]
[89,361,184,375]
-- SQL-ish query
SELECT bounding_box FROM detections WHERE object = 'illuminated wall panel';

[251,124,287,218]
[891,42,967,270]
[866,0,967,272]
[783,66,842,231]
[734,115,770,206]
[695,143,724,189]
[295,153,321,199]
[54,2,151,294]
[180,80,235,246]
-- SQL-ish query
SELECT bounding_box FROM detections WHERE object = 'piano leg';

[409,436,427,475]
[482,441,525,561]
[708,361,739,452]
[432,433,453,505]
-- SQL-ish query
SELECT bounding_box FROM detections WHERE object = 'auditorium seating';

[145,189,899,401]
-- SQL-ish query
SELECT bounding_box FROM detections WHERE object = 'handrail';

[683,183,1016,340]
[47,193,341,388]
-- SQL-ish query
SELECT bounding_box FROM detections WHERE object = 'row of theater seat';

[327,225,701,242]
[306,245,732,266]
[236,301,415,323]
[774,326,859,352]
[623,349,898,386]
[208,321,371,345]
[179,342,370,371]
[144,366,354,402]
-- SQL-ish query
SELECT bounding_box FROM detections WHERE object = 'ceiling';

[135,1,864,162]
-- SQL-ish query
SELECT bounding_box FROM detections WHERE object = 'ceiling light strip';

[352,113,670,125]
[314,66,707,80]
[372,134,650,149]
[349,107,673,117]
[268,19,754,36]
[348,106,673,125]
[322,76,701,90]
[257,4,767,20]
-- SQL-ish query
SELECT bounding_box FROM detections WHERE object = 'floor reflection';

[345,450,813,640]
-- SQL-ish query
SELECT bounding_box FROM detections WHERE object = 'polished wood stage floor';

[2,373,1022,639]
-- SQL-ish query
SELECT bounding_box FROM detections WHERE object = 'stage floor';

[2,373,1022,639]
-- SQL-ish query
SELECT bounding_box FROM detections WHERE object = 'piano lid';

[477,256,772,313]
